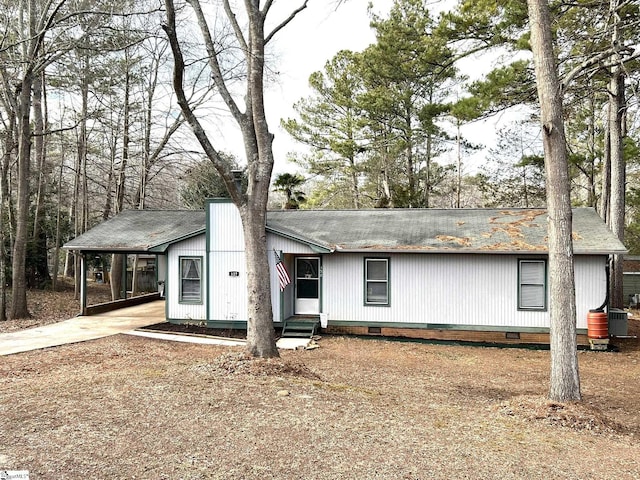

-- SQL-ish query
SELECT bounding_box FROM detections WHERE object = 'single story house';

[64,200,627,345]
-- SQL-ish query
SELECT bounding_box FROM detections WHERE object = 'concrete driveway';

[0,300,166,356]
[0,300,313,355]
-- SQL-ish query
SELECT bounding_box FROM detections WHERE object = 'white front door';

[294,257,320,314]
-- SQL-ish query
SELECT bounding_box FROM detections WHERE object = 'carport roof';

[63,210,205,253]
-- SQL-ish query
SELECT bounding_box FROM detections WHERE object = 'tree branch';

[223,0,248,53]
[186,0,245,123]
[562,46,639,91]
[561,48,616,91]
[162,0,243,205]
[264,1,308,45]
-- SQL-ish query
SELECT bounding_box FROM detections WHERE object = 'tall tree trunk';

[30,68,51,289]
[0,192,6,321]
[52,127,65,291]
[110,254,124,300]
[379,130,393,208]
[10,70,34,319]
[242,4,279,358]
[607,0,626,309]
[103,136,115,220]
[404,108,415,207]
[110,51,132,302]
[349,157,360,209]
[519,129,530,208]
[423,88,434,209]
[0,109,15,321]
[117,51,131,213]
[424,133,432,208]
[74,57,89,300]
[600,114,611,222]
[163,0,310,357]
[137,47,156,210]
[527,0,581,402]
[586,90,597,208]
[131,255,139,296]
[32,70,45,246]
[456,119,462,209]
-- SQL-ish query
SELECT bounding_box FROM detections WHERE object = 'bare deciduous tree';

[163,0,308,357]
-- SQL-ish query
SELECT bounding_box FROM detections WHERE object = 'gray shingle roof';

[266,207,627,254]
[64,207,626,255]
[63,210,205,253]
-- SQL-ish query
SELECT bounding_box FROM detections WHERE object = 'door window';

[296,258,319,299]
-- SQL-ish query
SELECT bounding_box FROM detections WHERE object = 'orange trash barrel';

[587,310,608,339]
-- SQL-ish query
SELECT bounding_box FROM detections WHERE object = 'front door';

[294,257,320,314]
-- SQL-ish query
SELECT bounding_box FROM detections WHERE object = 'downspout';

[79,252,87,315]
[122,254,128,299]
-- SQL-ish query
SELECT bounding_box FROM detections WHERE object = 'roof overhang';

[65,228,206,254]
[328,247,626,255]
[266,226,333,253]
[147,229,206,253]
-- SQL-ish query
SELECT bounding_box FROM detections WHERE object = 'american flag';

[274,250,291,291]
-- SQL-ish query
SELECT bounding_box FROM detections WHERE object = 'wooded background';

[0,0,638,321]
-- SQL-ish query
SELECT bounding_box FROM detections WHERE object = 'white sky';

[217,0,522,176]
[266,0,394,175]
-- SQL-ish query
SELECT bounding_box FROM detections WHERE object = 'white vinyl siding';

[365,258,389,305]
[208,201,244,251]
[208,251,247,321]
[207,201,248,322]
[180,257,202,303]
[320,254,607,330]
[167,235,206,321]
[518,260,546,310]
[268,235,317,254]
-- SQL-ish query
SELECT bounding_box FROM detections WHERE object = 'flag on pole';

[274,250,291,291]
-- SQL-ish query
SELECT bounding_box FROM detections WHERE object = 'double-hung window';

[365,258,390,306]
[180,256,202,303]
[518,259,546,310]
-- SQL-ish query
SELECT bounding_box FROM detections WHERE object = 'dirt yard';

[0,285,639,479]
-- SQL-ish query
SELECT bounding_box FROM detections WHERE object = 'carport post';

[122,254,128,299]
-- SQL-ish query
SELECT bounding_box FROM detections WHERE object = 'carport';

[63,210,205,315]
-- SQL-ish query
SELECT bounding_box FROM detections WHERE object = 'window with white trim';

[365,258,389,305]
[518,259,546,310]
[180,256,202,303]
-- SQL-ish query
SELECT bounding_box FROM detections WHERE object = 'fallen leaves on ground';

[1,285,639,479]
[498,395,626,434]
[195,351,322,379]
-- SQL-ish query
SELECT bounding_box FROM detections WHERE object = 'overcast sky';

[215,1,522,176]
[265,0,393,174]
